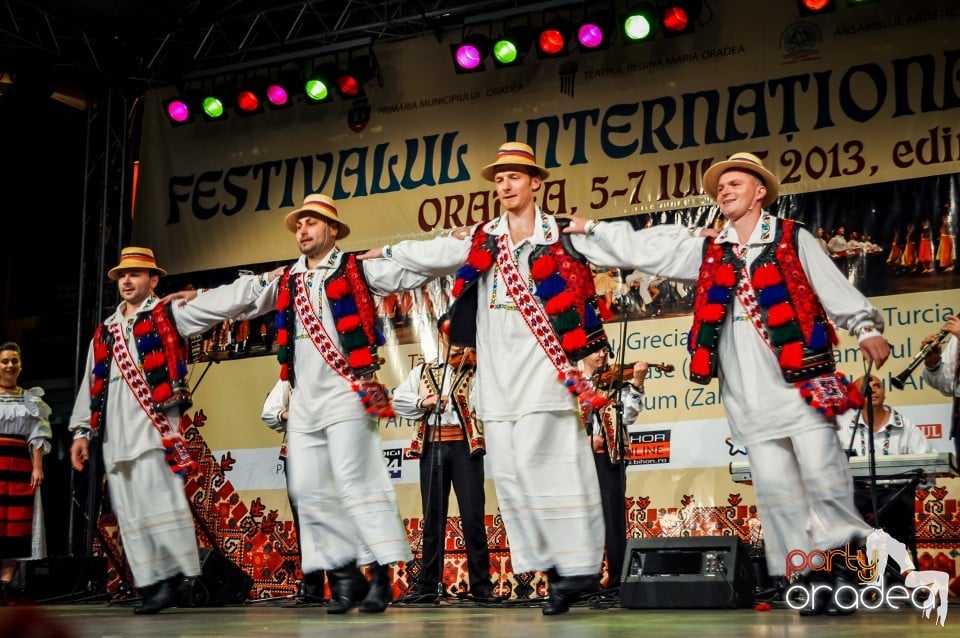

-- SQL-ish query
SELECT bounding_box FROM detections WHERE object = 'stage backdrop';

[97,0,960,600]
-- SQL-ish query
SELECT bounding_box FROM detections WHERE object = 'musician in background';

[838,374,931,562]
[392,314,496,604]
[922,315,960,461]
[579,349,647,592]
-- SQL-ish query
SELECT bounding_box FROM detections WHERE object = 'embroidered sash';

[495,234,606,408]
[292,274,394,417]
[106,322,197,476]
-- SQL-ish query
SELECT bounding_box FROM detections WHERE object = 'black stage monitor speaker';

[190,548,253,606]
[620,536,755,609]
[21,556,108,600]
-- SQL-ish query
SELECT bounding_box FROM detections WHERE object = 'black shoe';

[326,562,369,614]
[470,586,501,604]
[134,575,186,615]
[541,571,598,616]
[358,563,392,613]
[825,550,859,617]
[796,571,831,617]
[542,591,571,615]
[402,584,439,603]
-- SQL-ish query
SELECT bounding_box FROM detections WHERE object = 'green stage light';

[624,3,657,42]
[202,95,225,120]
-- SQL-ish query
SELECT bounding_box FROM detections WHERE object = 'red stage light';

[338,74,360,97]
[799,0,833,10]
[237,90,260,113]
[538,29,566,55]
[662,7,690,33]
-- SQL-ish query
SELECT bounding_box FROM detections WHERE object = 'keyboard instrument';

[729,452,958,484]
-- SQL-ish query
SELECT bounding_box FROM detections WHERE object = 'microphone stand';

[861,365,882,534]
[611,269,631,591]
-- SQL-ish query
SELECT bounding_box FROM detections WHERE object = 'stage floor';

[4,600,954,638]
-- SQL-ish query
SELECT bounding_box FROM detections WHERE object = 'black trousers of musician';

[418,440,492,594]
[853,481,918,566]
[593,452,626,588]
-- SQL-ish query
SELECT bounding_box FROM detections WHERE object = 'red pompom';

[766,302,795,327]
[701,303,726,323]
[589,395,608,409]
[91,379,104,397]
[277,286,291,309]
[133,320,155,338]
[827,321,839,346]
[690,347,712,377]
[530,254,558,281]
[349,349,374,369]
[752,264,782,289]
[276,328,288,346]
[467,249,494,272]
[280,364,290,381]
[94,341,108,361]
[844,376,865,409]
[337,315,362,333]
[561,328,587,352]
[325,277,350,300]
[597,297,614,321]
[778,342,804,370]
[714,263,736,287]
[452,279,465,299]
[152,382,173,404]
[544,291,575,315]
[142,350,166,372]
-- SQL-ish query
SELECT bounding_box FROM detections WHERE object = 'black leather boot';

[796,570,832,617]
[326,562,369,614]
[302,570,327,603]
[542,570,599,616]
[134,574,187,615]
[825,550,860,616]
[358,562,392,613]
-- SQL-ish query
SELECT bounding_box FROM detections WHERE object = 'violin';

[447,349,477,370]
[595,362,674,386]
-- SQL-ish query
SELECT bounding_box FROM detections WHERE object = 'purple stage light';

[266,84,289,106]
[455,44,483,70]
[578,23,604,49]
[167,100,190,123]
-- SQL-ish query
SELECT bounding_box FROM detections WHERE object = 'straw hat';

[480,141,550,182]
[284,193,350,239]
[702,152,779,208]
[107,247,167,280]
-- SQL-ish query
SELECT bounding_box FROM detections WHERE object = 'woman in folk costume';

[363,142,692,615]
[0,342,51,603]
[566,152,891,617]
[69,248,279,614]
[936,214,954,272]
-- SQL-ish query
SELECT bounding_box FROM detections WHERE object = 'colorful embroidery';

[688,218,863,415]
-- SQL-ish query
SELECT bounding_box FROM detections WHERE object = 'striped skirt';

[0,435,33,559]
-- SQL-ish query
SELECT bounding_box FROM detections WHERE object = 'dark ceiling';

[0,0,544,91]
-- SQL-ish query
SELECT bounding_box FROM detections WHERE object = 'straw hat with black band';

[107,247,168,280]
[480,141,550,182]
[284,193,351,239]
[701,152,779,208]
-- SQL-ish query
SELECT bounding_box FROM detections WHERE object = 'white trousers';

[285,419,412,572]
[107,449,201,587]
[485,412,604,576]
[748,426,872,576]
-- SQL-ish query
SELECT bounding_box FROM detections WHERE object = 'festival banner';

[133,0,960,275]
